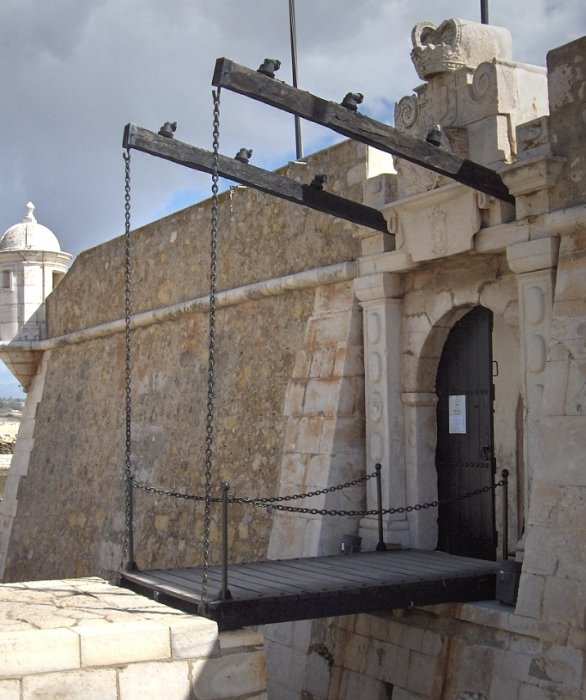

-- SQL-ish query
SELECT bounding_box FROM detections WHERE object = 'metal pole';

[220,482,232,601]
[289,0,303,159]
[501,469,509,560]
[481,0,489,24]
[375,464,387,551]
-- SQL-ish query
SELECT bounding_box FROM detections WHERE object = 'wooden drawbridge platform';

[120,549,499,630]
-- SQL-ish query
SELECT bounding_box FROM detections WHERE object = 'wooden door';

[436,306,496,560]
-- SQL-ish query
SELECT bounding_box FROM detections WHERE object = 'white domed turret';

[0,202,72,348]
[0,202,61,254]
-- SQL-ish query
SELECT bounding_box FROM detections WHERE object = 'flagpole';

[289,0,303,159]
[481,0,489,24]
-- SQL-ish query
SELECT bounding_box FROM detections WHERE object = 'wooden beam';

[212,58,514,204]
[123,124,389,234]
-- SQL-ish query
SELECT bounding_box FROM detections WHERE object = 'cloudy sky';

[0,0,584,395]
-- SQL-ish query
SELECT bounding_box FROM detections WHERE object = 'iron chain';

[130,474,505,518]
[131,470,375,504]
[123,149,135,567]
[201,87,222,608]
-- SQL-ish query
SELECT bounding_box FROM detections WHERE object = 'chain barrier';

[130,473,505,519]
[131,470,375,503]
[200,87,222,610]
[123,149,135,568]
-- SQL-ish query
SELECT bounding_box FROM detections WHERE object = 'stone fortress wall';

[0,17,584,700]
[0,137,374,582]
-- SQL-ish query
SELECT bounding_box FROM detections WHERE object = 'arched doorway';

[435,306,496,561]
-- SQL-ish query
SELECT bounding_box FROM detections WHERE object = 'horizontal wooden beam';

[123,124,389,234]
[212,58,514,204]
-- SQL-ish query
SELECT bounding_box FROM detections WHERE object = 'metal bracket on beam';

[212,58,514,204]
[123,124,390,234]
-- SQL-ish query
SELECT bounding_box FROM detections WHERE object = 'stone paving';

[0,577,266,699]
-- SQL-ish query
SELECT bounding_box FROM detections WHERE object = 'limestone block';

[283,418,301,453]
[219,629,263,652]
[364,639,409,687]
[537,416,586,485]
[523,525,561,576]
[77,620,170,667]
[333,345,364,378]
[547,36,586,210]
[282,380,306,417]
[303,650,331,698]
[118,661,191,700]
[334,630,369,675]
[363,173,397,209]
[22,669,117,700]
[292,349,312,379]
[488,674,522,700]
[354,614,392,642]
[168,617,219,660]
[314,282,355,314]
[296,416,325,454]
[540,644,584,687]
[304,378,344,416]
[192,650,266,700]
[305,312,354,346]
[397,624,427,653]
[407,650,444,697]
[501,157,566,217]
[518,683,561,700]
[507,236,560,275]
[468,114,513,165]
[0,628,80,677]
[333,669,389,700]
[309,346,336,378]
[279,453,307,494]
[320,415,364,455]
[541,575,585,626]
[0,680,19,700]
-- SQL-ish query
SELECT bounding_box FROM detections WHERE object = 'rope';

[200,87,222,611]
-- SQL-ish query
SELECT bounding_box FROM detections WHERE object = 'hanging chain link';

[131,472,505,518]
[123,149,135,568]
[201,87,222,609]
[131,470,375,503]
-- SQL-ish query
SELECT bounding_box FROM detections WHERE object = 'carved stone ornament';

[410,19,512,80]
[382,183,483,262]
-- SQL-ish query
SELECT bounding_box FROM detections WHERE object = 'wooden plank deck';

[119,549,499,630]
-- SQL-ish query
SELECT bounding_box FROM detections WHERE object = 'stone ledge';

[456,600,567,644]
[0,577,266,698]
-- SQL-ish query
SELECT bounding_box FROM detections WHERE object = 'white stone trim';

[0,262,358,353]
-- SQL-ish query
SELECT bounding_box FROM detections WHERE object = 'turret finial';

[23,202,36,224]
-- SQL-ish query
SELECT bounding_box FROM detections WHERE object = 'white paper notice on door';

[449,395,467,434]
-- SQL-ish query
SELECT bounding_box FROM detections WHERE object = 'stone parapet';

[0,577,266,700]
